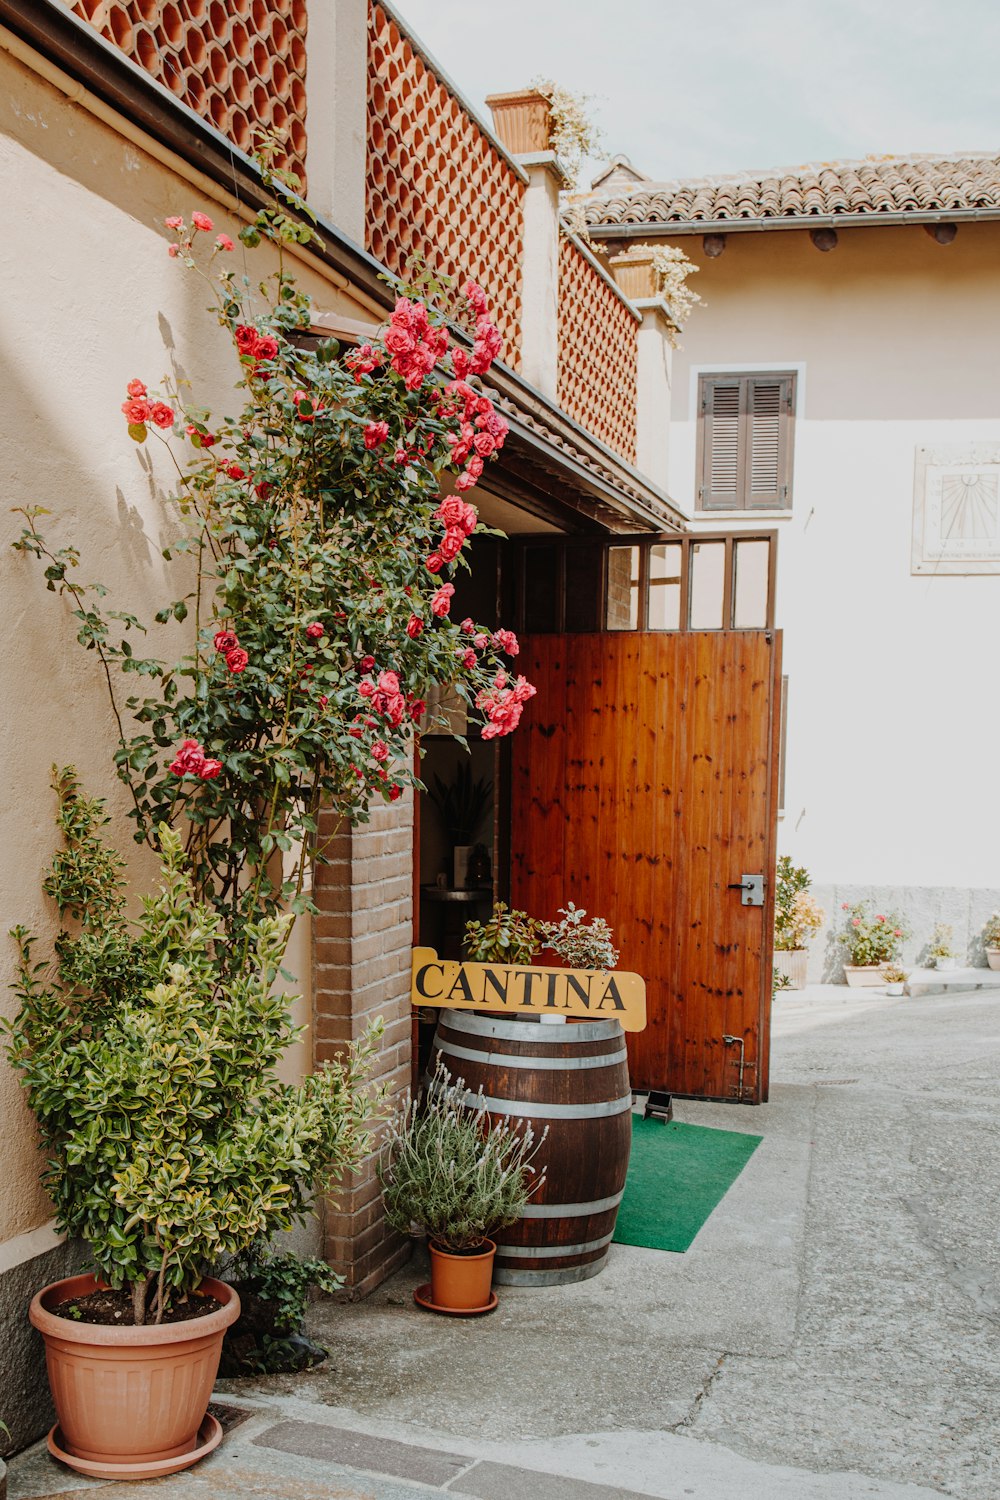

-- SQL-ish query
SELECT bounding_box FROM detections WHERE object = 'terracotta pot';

[843,964,886,988]
[773,948,808,990]
[29,1273,239,1478]
[428,1239,496,1311]
[485,89,551,154]
[987,948,1000,971]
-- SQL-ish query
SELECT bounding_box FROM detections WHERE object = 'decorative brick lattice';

[367,4,524,370]
[557,236,638,463]
[69,0,308,183]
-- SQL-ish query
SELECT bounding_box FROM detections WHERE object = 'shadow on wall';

[812,883,1000,983]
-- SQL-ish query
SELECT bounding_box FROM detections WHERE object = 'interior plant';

[927,922,958,970]
[378,1057,545,1313]
[837,900,909,987]
[463,901,545,965]
[428,763,493,886]
[982,911,1000,970]
[6,771,381,1476]
[219,1244,343,1375]
[773,857,825,989]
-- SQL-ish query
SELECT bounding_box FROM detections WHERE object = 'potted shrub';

[837,901,909,986]
[983,912,1000,970]
[881,963,908,997]
[927,923,959,970]
[772,857,825,990]
[6,773,380,1479]
[378,1058,545,1314]
[464,901,545,965]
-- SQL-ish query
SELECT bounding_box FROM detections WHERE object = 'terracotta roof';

[581,154,1000,232]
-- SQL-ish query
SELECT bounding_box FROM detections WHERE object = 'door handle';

[727,874,765,907]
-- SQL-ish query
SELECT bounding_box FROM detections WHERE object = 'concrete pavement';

[8,984,1000,1499]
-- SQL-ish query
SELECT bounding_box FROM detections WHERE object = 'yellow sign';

[410,947,647,1032]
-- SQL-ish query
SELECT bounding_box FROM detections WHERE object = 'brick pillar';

[312,790,414,1296]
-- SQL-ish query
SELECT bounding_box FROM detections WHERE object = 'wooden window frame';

[696,371,797,513]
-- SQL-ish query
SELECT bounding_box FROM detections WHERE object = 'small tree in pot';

[378,1059,545,1313]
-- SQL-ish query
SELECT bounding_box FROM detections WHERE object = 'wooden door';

[509,628,781,1103]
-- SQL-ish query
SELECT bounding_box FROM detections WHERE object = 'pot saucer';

[48,1413,222,1480]
[413,1283,498,1317]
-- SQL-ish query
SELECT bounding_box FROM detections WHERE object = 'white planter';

[843,964,885,988]
[773,948,808,989]
[986,949,1000,972]
[933,955,958,971]
[885,982,905,996]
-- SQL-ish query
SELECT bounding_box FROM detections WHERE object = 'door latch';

[727,874,765,907]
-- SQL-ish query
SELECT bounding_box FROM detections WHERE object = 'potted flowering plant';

[927,922,959,970]
[8,169,535,1474]
[837,901,909,986]
[772,857,825,990]
[982,912,1000,970]
[378,1059,545,1314]
[881,963,908,996]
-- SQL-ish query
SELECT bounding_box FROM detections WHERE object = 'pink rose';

[851,918,860,927]
[473,633,488,651]
[169,738,206,777]
[198,758,223,780]
[126,379,147,399]
[306,622,325,639]
[406,614,423,639]
[364,421,390,450]
[215,234,234,251]
[493,629,519,656]
[121,397,150,424]
[431,583,455,618]
[191,211,214,232]
[148,403,175,429]
[164,216,184,230]
[214,629,238,653]
[459,648,477,669]
[186,423,215,446]
[426,553,444,574]
[359,681,375,699]
[455,472,476,492]
[167,244,180,258]
[225,647,249,674]
[437,529,465,562]
[460,617,475,633]
[372,740,389,763]
[409,698,425,720]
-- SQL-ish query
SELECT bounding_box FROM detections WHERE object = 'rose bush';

[837,901,909,967]
[14,196,534,955]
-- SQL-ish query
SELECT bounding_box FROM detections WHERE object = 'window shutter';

[745,378,788,507]
[698,372,795,511]
[701,380,742,507]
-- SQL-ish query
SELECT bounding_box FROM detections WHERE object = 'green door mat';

[613,1117,762,1253]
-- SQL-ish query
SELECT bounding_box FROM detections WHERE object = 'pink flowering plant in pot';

[837,900,909,984]
[13,187,534,952]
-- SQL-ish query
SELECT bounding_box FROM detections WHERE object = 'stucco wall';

[0,48,375,1252]
[669,225,1000,910]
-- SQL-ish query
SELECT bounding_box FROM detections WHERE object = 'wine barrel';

[431,1010,632,1285]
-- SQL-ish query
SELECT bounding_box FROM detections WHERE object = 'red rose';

[372,740,389,763]
[186,423,215,446]
[425,553,445,574]
[225,647,249,674]
[409,699,425,721]
[431,583,455,618]
[253,335,279,362]
[318,695,329,708]
[388,784,402,801]
[214,630,238,653]
[126,378,147,399]
[359,655,376,673]
[406,615,423,639]
[149,403,175,429]
[235,325,257,355]
[222,461,246,480]
[198,758,223,780]
[191,210,214,232]
[459,648,477,669]
[364,421,390,450]
[306,622,325,639]
[121,397,150,424]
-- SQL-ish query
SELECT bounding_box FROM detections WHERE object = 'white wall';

[667,223,1000,893]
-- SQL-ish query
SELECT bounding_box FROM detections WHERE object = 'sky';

[392,0,1000,185]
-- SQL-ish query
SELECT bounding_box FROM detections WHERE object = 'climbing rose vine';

[14,204,534,947]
